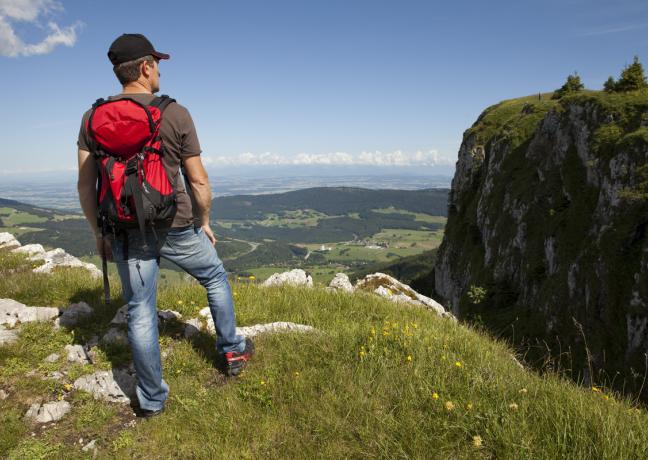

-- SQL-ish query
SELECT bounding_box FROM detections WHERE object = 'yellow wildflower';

[432,392,439,400]
[466,402,473,410]
[508,402,518,411]
[445,401,455,411]
[519,388,528,394]
[294,371,300,377]
[591,386,602,393]
[472,435,483,448]
[359,350,366,358]
[455,361,462,368]
[63,383,73,391]
[249,275,256,280]
[260,380,266,385]
[406,355,413,362]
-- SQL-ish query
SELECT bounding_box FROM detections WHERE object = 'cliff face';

[435,91,648,388]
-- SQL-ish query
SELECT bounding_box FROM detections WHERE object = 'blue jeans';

[111,225,245,410]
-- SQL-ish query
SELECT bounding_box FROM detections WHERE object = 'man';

[77,34,254,418]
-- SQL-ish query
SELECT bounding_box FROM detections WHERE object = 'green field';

[0,208,47,226]
[373,207,448,224]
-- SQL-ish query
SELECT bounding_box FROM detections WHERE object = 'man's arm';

[183,155,217,245]
[77,148,111,259]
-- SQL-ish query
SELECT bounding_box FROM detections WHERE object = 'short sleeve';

[178,106,202,158]
[77,111,92,151]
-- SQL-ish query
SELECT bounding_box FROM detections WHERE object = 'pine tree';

[603,76,616,92]
[616,56,648,92]
[552,73,585,99]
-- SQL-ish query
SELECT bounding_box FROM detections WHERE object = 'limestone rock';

[158,309,182,322]
[236,322,316,337]
[355,273,451,318]
[57,302,94,328]
[198,307,211,318]
[0,232,20,249]
[30,248,102,278]
[102,328,128,346]
[12,244,45,257]
[327,273,354,292]
[73,369,136,404]
[82,439,98,454]
[262,269,313,287]
[110,305,129,325]
[44,353,60,363]
[0,389,7,400]
[24,401,71,423]
[183,318,202,338]
[65,344,91,364]
[45,371,64,380]
[0,326,19,345]
[0,298,59,327]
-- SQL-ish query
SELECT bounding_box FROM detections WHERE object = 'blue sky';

[1,0,647,176]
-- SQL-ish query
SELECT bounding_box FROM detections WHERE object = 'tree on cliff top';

[603,76,616,92]
[615,56,648,92]
[552,73,584,99]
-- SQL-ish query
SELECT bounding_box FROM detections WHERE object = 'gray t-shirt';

[78,93,201,228]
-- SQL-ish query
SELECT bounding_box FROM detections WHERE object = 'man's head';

[107,34,169,92]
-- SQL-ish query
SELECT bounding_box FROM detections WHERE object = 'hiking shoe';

[223,338,255,377]
[135,406,164,419]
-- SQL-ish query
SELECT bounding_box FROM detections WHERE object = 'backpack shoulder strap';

[150,94,176,114]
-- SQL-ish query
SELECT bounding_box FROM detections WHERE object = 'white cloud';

[0,0,80,57]
[203,150,455,167]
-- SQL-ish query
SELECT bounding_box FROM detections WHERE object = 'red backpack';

[86,95,177,239]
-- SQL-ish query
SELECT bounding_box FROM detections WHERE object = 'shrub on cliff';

[552,73,584,99]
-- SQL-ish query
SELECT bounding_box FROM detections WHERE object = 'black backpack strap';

[150,94,176,113]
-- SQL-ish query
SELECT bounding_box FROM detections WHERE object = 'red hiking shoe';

[223,338,255,376]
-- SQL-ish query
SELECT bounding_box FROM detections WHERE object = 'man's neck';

[122,80,153,94]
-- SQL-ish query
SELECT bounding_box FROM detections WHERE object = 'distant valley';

[0,187,449,286]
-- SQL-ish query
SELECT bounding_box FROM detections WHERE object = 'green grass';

[0,207,48,226]
[372,207,448,225]
[1,248,648,458]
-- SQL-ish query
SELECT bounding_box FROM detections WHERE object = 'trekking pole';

[101,237,111,305]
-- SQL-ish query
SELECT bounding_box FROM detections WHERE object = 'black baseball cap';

[107,33,170,66]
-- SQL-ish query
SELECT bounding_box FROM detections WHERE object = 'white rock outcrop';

[236,322,316,337]
[158,310,182,322]
[102,327,128,346]
[65,344,91,364]
[327,273,354,292]
[31,248,102,278]
[110,305,129,325]
[57,302,94,328]
[0,325,19,345]
[262,269,313,287]
[73,369,136,404]
[12,243,45,257]
[355,273,452,318]
[0,232,20,249]
[24,401,71,423]
[183,318,202,338]
[0,298,59,327]
[0,232,101,278]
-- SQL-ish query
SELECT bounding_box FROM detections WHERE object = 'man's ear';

[141,60,152,79]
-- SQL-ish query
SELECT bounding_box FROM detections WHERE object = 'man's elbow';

[189,173,210,189]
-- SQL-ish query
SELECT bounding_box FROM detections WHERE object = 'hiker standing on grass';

[76,34,254,418]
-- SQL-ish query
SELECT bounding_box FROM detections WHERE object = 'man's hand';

[201,224,217,246]
[96,236,113,261]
